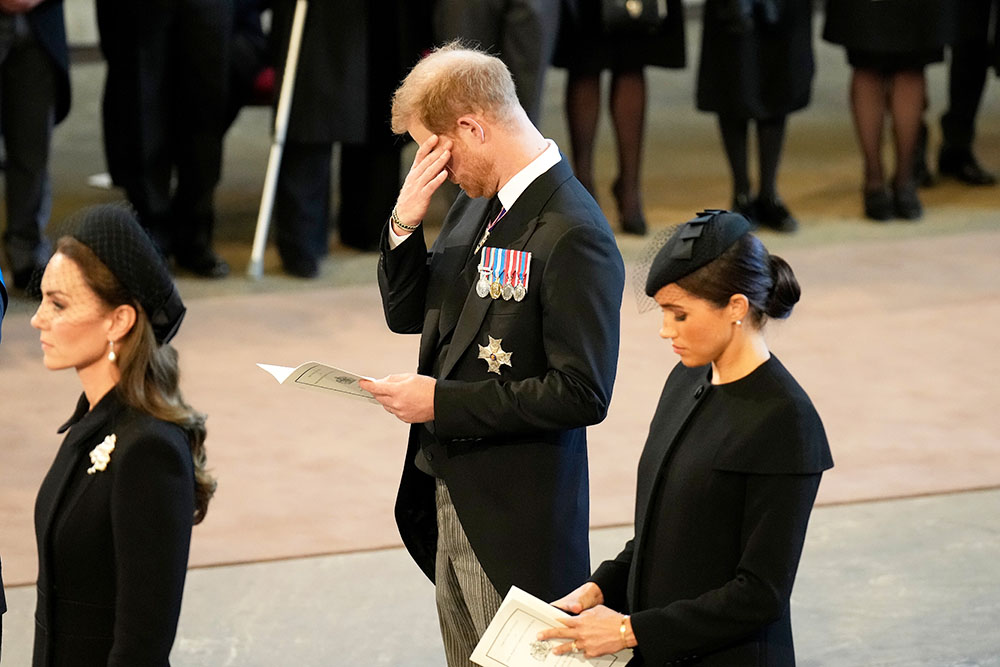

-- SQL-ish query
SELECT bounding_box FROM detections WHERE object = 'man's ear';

[456,115,486,143]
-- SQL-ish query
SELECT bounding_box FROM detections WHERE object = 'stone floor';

[3,489,999,665]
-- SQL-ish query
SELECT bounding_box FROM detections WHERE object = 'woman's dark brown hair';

[56,237,215,524]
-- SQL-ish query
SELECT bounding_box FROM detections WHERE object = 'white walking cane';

[247,0,309,279]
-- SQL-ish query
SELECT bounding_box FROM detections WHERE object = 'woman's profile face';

[30,252,114,372]
[654,283,735,368]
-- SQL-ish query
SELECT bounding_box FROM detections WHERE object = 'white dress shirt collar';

[496,139,561,213]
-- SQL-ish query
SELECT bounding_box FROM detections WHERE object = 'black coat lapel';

[37,395,118,561]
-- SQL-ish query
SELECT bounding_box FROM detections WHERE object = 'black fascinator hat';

[65,204,186,344]
[645,209,750,297]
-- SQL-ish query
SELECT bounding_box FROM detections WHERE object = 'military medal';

[477,246,532,302]
[478,335,512,374]
[513,250,530,302]
[476,246,494,298]
[501,249,515,300]
[490,247,504,299]
[476,275,491,298]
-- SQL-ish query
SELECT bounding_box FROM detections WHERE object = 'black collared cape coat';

[591,356,833,666]
[376,156,626,603]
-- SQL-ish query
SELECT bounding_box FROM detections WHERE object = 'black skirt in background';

[552,0,687,73]
[822,0,955,55]
[696,0,815,118]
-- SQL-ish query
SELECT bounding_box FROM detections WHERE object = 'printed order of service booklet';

[472,586,633,667]
[257,361,379,404]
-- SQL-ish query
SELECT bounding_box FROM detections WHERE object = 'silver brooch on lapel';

[478,336,512,375]
[87,434,117,474]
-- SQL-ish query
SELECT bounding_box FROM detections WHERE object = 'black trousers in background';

[339,141,404,252]
[96,0,233,259]
[273,140,404,264]
[274,141,332,267]
[941,0,996,149]
[0,13,56,276]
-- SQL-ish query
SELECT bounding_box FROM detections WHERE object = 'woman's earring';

[108,340,117,362]
[735,320,742,326]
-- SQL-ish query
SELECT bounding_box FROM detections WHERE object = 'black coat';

[697,0,814,117]
[26,0,71,124]
[822,0,954,54]
[377,156,626,603]
[33,390,195,667]
[270,0,432,144]
[591,356,833,666]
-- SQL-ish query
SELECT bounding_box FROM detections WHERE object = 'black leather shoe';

[863,188,893,222]
[620,215,648,236]
[938,148,997,186]
[754,196,799,233]
[612,179,647,236]
[175,249,230,278]
[892,184,923,221]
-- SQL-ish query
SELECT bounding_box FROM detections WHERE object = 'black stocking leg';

[717,114,752,216]
[756,115,786,202]
[565,71,601,195]
[610,67,648,234]
[849,67,888,191]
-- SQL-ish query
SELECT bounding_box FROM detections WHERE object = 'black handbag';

[601,0,668,35]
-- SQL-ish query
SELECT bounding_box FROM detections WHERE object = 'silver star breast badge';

[477,336,512,375]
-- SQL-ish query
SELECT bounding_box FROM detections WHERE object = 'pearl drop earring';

[108,340,117,362]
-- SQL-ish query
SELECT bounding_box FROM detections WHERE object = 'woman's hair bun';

[765,254,801,319]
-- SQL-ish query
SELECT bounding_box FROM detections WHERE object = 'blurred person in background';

[269,0,431,277]
[698,0,815,233]
[95,0,234,277]
[0,0,70,290]
[937,0,998,186]
[553,0,686,236]
[823,0,953,222]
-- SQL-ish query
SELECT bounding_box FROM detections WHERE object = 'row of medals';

[476,273,526,301]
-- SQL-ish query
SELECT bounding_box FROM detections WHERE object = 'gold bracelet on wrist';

[391,207,419,232]
[620,615,630,649]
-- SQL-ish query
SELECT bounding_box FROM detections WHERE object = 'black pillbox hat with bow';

[69,204,187,344]
[645,210,751,297]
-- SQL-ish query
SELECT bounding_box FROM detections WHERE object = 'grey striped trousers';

[434,479,504,667]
